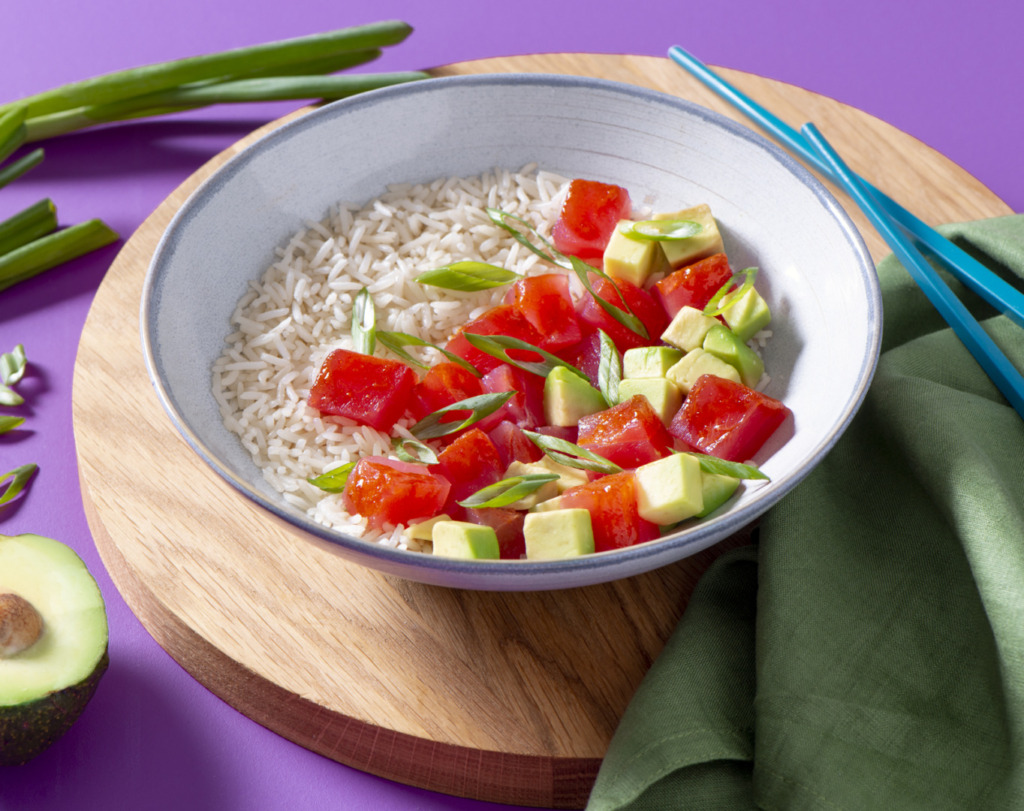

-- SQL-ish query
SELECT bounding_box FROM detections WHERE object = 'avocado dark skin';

[0,649,109,766]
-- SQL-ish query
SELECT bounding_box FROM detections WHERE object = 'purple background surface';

[1,2,1020,809]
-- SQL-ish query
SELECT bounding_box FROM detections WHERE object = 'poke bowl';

[141,73,881,591]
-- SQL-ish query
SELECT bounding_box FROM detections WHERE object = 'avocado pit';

[0,592,44,657]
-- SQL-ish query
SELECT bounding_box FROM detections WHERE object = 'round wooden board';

[72,54,1012,809]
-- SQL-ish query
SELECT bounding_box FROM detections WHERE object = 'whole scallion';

[0,21,425,293]
[2,21,416,121]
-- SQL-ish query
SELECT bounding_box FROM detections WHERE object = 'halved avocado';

[0,533,108,766]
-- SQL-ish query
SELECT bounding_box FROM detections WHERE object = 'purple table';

[2,2,1020,808]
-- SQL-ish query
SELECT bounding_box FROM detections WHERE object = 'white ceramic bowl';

[141,74,881,591]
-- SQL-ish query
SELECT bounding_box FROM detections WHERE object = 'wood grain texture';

[72,54,1012,809]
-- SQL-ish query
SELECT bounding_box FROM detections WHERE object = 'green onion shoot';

[458,474,560,509]
[410,391,515,440]
[621,218,702,242]
[307,461,357,493]
[522,430,623,475]
[704,267,758,317]
[414,261,519,292]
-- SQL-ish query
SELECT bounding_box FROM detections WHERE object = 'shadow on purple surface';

[1,657,233,811]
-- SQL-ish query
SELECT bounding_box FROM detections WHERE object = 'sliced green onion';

[457,473,560,509]
[596,330,621,406]
[704,267,758,317]
[0,219,118,293]
[522,430,623,475]
[622,219,702,242]
[0,463,37,506]
[566,254,649,339]
[1,344,27,385]
[484,206,648,340]
[376,330,479,376]
[0,148,44,191]
[3,21,415,122]
[485,208,564,267]
[414,261,519,291]
[308,461,357,493]
[0,199,58,258]
[411,391,515,440]
[0,415,24,434]
[392,436,439,465]
[462,333,587,380]
[351,287,375,355]
[688,451,768,481]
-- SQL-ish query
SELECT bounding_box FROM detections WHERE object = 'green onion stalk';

[0,21,427,293]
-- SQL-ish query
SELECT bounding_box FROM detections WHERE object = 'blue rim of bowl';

[141,72,882,586]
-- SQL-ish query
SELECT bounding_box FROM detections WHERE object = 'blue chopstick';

[667,45,1024,329]
[798,123,1024,418]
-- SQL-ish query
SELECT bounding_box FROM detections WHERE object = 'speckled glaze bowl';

[141,74,881,591]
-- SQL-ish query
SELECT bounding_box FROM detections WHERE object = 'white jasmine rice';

[212,165,571,549]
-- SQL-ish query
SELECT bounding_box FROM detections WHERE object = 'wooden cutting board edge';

[73,53,1013,810]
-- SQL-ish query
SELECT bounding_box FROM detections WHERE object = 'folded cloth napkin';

[587,214,1024,810]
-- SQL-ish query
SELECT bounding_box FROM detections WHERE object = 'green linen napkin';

[588,214,1024,810]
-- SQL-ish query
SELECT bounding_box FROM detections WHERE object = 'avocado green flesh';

[0,533,109,765]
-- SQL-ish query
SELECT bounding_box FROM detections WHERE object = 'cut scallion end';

[0,219,119,293]
[0,199,58,257]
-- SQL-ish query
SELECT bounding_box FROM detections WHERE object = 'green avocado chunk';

[543,365,607,427]
[634,453,704,525]
[702,323,765,388]
[0,533,109,766]
[720,284,771,342]
[695,471,742,517]
[523,508,595,560]
[621,346,684,379]
[652,204,724,269]
[617,378,683,426]
[602,219,672,287]
[431,520,500,560]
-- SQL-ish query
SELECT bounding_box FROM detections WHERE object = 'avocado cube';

[634,453,704,525]
[720,285,771,342]
[661,306,720,352]
[695,471,741,517]
[702,324,765,388]
[618,378,683,426]
[431,521,500,560]
[523,508,595,560]
[501,461,562,509]
[622,345,684,379]
[603,220,672,288]
[523,456,590,493]
[404,514,452,542]
[529,495,566,513]
[666,348,742,394]
[544,365,607,427]
[652,204,724,269]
